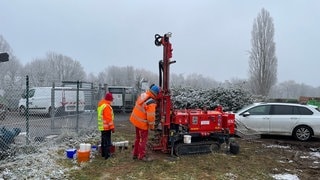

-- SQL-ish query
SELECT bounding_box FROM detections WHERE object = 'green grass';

[56,121,296,180]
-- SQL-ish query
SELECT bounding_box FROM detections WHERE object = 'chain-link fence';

[0,76,138,154]
[0,77,107,152]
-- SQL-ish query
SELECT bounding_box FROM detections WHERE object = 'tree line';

[1,8,320,100]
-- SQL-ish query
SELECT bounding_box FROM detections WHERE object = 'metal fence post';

[76,81,79,133]
[25,75,30,145]
[51,82,55,131]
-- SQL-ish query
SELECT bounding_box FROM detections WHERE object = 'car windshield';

[306,105,320,112]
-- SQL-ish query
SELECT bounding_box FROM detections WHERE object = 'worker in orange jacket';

[97,92,115,160]
[130,84,160,162]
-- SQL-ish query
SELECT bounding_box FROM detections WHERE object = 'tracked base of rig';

[174,141,221,156]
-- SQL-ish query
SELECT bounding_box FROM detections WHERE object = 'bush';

[171,86,255,112]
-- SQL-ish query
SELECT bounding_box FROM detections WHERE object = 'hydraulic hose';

[159,60,163,87]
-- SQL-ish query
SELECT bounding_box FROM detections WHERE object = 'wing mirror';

[242,112,250,117]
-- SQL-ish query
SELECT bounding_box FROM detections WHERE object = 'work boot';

[132,156,138,160]
[140,156,153,162]
[105,154,111,160]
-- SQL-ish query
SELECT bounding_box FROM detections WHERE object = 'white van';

[18,87,85,117]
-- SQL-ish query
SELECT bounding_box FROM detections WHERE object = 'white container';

[85,143,91,151]
[113,141,129,147]
[79,143,86,151]
[183,135,191,144]
[123,141,129,147]
[79,143,91,151]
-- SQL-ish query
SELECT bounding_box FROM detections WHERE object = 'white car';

[235,102,320,141]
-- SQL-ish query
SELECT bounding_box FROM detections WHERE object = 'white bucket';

[183,135,191,144]
[79,143,86,151]
[80,143,91,151]
[85,143,91,151]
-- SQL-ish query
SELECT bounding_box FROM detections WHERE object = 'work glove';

[111,129,115,133]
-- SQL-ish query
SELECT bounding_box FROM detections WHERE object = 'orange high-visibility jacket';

[130,90,157,130]
[97,99,114,131]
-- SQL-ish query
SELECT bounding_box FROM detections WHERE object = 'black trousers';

[101,130,112,159]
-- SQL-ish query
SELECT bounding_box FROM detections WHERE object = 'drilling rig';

[150,33,239,156]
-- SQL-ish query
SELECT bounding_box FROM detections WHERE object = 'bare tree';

[184,73,218,89]
[106,66,128,86]
[269,80,320,99]
[97,70,108,86]
[134,68,158,87]
[0,35,24,109]
[46,52,86,83]
[171,73,186,88]
[0,35,13,89]
[23,58,51,86]
[21,52,86,86]
[86,72,98,84]
[248,8,277,96]
[0,35,23,88]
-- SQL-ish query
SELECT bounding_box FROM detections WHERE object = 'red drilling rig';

[150,33,239,156]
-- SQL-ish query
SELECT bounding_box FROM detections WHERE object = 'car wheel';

[19,106,26,116]
[56,107,65,117]
[293,125,313,141]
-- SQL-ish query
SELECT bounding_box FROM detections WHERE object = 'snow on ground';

[1,130,319,179]
[264,144,291,149]
[272,173,300,180]
[0,129,98,179]
[310,152,320,158]
[266,143,320,180]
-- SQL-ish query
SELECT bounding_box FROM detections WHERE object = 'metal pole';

[26,75,30,145]
[51,82,55,131]
[76,81,79,133]
[91,83,94,111]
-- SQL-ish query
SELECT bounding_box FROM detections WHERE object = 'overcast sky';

[1,0,319,87]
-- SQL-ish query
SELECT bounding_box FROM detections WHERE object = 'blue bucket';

[91,145,98,151]
[66,148,77,159]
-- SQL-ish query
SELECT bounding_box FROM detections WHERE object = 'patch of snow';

[18,132,27,136]
[310,152,320,158]
[224,172,237,179]
[264,144,290,149]
[46,135,59,139]
[278,160,294,164]
[272,173,300,180]
[0,128,99,179]
[300,155,309,159]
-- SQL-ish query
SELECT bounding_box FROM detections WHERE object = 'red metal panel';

[173,110,189,124]
[188,110,224,133]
